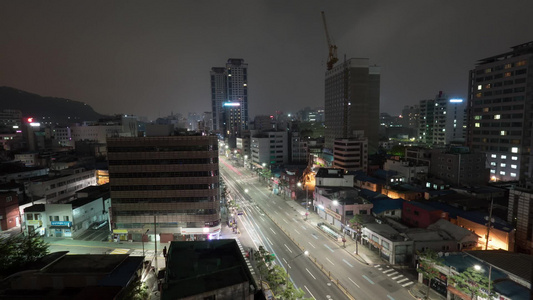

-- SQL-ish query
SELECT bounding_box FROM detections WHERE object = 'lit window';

[501,163,506,167]
[475,123,480,127]
[491,154,497,158]
[504,72,512,77]
[477,85,482,90]
[511,147,518,153]
[483,108,489,112]
[476,93,482,98]
[490,162,496,166]
[475,116,481,120]
[485,68,492,73]
[485,84,491,89]
[501,131,507,136]
[516,60,526,67]
[504,63,512,69]
[511,156,518,160]
[490,169,496,174]
[500,171,506,175]
[511,173,517,177]
[511,164,517,169]
[494,115,500,119]
[501,155,507,159]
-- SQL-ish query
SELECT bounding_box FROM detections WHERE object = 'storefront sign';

[27,220,42,226]
[325,208,341,220]
[50,221,72,227]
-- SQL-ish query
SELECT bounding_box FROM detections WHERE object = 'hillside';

[0,87,106,125]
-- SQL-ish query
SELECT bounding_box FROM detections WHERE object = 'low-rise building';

[361,222,413,265]
[508,187,533,254]
[402,201,448,228]
[0,191,19,231]
[162,240,258,300]
[314,186,372,230]
[315,168,354,187]
[1,252,143,300]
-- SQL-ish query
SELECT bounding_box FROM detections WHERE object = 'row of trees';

[253,246,311,300]
[417,249,493,300]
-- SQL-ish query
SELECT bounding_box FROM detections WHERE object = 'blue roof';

[358,189,383,200]
[425,202,513,232]
[371,198,404,214]
[442,254,530,300]
[374,169,398,180]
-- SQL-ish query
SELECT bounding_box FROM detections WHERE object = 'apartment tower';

[107,135,221,241]
[467,42,533,183]
[210,58,248,139]
[324,58,380,154]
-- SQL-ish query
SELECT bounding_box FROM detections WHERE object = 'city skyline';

[1,1,533,120]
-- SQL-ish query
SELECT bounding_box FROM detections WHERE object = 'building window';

[477,85,482,90]
[500,163,506,168]
[494,115,500,119]
[512,156,518,160]
[500,171,506,175]
[500,131,507,136]
[490,162,496,166]
[491,154,497,158]
[501,155,507,159]
[511,173,517,177]
[490,169,496,174]
[511,147,518,153]
[475,123,480,127]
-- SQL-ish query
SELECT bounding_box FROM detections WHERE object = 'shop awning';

[113,229,128,234]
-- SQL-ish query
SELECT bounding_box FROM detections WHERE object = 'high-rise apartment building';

[324,58,380,153]
[332,137,368,172]
[467,42,533,183]
[107,135,221,241]
[210,59,248,138]
[419,92,466,146]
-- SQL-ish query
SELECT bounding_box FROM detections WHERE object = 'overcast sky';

[1,1,533,121]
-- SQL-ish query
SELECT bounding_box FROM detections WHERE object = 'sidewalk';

[409,282,446,300]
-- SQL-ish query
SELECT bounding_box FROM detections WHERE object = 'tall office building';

[324,58,380,153]
[467,42,533,183]
[210,58,248,138]
[418,91,466,146]
[107,135,221,241]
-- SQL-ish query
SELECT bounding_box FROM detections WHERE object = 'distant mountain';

[0,86,106,125]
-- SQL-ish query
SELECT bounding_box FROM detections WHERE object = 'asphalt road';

[224,169,348,300]
[220,157,414,300]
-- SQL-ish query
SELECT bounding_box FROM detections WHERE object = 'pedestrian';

[163,246,167,258]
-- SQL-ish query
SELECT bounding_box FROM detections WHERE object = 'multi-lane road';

[221,158,414,300]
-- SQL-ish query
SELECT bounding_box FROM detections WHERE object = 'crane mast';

[321,11,338,70]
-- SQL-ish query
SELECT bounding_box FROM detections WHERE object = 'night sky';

[2,1,533,121]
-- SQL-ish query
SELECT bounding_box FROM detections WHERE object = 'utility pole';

[154,215,158,271]
[485,195,494,250]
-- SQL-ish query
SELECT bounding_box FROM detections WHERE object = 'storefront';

[112,229,129,241]
[49,221,72,238]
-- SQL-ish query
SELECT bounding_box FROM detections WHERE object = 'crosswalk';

[109,248,130,255]
[374,264,414,287]
[235,239,255,275]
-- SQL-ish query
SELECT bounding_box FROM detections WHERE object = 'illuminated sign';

[50,221,72,227]
[27,118,33,123]
[223,102,240,107]
[449,99,463,103]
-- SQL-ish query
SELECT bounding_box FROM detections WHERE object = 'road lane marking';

[308,242,316,248]
[402,282,414,287]
[362,275,375,284]
[305,268,316,280]
[383,269,395,273]
[284,244,293,253]
[392,275,403,280]
[342,259,354,268]
[397,278,408,283]
[266,237,273,245]
[304,285,316,299]
[259,216,266,222]
[294,229,300,235]
[311,234,318,240]
[387,295,395,300]
[110,248,130,254]
[388,272,399,277]
[323,244,334,252]
[269,227,276,235]
[283,218,289,224]
[278,205,283,210]
[348,277,360,288]
[326,257,335,265]
[301,225,307,230]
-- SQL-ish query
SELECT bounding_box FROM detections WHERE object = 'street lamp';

[142,229,149,257]
[474,264,492,298]
[286,250,309,282]
[298,182,310,220]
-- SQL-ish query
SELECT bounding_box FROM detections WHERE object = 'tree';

[416,249,443,300]
[0,232,50,278]
[120,276,149,300]
[450,267,492,300]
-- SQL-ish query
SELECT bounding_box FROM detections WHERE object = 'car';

[91,221,108,230]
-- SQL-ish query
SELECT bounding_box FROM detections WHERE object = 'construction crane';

[321,11,338,70]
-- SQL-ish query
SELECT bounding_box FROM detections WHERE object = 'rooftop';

[163,239,255,299]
